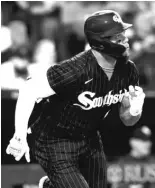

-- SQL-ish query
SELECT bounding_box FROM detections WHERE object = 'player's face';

[110,31,129,46]
[110,31,130,56]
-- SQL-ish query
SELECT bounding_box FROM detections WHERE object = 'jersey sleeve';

[128,60,139,86]
[47,59,85,96]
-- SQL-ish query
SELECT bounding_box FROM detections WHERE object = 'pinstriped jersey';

[46,49,139,135]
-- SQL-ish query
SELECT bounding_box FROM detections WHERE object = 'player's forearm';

[119,106,141,126]
[14,72,55,139]
[15,81,36,139]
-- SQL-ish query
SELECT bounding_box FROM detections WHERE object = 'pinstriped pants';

[32,131,107,188]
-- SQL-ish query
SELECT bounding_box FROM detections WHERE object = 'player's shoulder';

[48,50,91,75]
[127,59,135,66]
[126,59,137,69]
[126,59,139,77]
[61,50,90,65]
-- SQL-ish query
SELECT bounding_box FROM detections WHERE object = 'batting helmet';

[84,10,132,57]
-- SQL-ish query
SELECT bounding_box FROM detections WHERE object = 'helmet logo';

[113,15,121,23]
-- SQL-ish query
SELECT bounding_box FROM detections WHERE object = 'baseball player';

[6,10,145,188]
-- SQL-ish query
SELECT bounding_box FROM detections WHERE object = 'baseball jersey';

[31,49,139,139]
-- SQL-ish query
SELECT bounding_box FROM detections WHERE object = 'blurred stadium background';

[1,1,155,188]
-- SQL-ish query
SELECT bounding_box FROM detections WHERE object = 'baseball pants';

[32,131,107,188]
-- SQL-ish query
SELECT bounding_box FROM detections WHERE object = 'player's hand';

[123,85,145,116]
[6,134,30,163]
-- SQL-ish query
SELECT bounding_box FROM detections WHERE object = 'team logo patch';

[113,15,121,23]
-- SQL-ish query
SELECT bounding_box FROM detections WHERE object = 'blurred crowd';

[108,125,155,188]
[1,1,155,98]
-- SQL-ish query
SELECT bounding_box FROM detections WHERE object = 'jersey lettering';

[74,89,128,110]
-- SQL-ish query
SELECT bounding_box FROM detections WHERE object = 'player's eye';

[117,40,122,44]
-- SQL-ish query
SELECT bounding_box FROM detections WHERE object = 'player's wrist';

[13,132,27,142]
[129,106,142,116]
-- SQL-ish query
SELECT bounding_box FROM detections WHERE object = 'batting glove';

[128,85,145,116]
[6,134,30,163]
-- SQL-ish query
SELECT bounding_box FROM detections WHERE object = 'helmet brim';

[122,22,133,30]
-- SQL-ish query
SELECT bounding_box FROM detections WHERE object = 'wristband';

[129,107,142,116]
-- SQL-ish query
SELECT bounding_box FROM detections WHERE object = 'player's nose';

[122,35,129,44]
